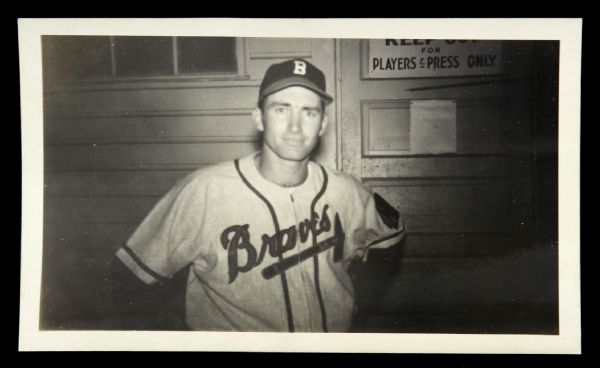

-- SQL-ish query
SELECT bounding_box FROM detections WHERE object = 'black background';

[9,9,590,368]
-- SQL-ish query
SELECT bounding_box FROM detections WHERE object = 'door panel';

[339,39,533,255]
[339,39,542,332]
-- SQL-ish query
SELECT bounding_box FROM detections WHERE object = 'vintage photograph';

[19,19,581,352]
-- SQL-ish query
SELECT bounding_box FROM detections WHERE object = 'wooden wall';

[41,38,336,328]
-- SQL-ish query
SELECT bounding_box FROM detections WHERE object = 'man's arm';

[108,256,190,330]
[348,238,405,332]
[108,255,160,330]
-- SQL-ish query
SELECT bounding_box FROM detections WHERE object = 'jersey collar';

[237,152,318,197]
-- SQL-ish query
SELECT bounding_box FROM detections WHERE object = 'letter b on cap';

[293,60,307,75]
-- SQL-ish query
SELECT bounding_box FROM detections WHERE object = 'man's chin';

[264,143,313,162]
[280,153,310,162]
[276,148,313,162]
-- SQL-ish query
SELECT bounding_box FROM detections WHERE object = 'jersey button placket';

[289,192,317,331]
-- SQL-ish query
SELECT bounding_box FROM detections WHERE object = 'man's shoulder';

[175,159,239,191]
[313,162,372,196]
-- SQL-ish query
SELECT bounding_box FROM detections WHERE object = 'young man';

[112,59,405,332]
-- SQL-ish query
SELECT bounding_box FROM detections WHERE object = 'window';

[177,37,238,74]
[42,36,113,83]
[42,36,241,84]
[113,36,173,77]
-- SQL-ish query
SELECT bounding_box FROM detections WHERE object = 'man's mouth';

[283,138,304,146]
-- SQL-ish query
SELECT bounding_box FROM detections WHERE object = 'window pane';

[114,36,173,77]
[42,36,111,84]
[177,37,237,74]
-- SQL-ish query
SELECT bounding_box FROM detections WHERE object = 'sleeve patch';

[374,193,399,230]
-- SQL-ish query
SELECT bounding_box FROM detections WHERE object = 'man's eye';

[275,107,286,113]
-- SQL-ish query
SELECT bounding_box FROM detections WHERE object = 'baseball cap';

[259,59,333,105]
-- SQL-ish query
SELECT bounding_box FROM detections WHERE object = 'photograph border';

[18,18,581,353]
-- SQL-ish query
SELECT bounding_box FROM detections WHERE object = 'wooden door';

[337,39,548,332]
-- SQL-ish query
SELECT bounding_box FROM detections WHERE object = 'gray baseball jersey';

[116,152,405,332]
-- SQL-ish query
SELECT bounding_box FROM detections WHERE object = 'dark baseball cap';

[259,59,333,105]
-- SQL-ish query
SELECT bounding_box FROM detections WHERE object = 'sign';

[364,39,503,78]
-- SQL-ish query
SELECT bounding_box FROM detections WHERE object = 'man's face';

[254,86,328,162]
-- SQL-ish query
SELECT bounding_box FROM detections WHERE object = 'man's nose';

[288,110,302,133]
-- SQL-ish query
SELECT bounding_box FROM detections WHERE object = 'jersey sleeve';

[115,172,209,284]
[343,174,406,261]
[363,191,405,250]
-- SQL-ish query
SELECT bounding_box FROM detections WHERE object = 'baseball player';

[112,59,405,332]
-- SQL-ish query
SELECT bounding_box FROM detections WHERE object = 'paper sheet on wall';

[410,100,457,154]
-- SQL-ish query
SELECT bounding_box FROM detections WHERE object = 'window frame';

[107,36,246,81]
[45,36,248,88]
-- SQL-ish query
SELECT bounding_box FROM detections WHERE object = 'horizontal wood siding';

[41,37,334,329]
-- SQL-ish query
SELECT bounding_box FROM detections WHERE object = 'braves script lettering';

[220,204,335,283]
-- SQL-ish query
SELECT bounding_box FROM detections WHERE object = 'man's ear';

[318,114,329,137]
[252,108,264,132]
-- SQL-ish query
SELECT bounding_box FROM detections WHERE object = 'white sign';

[364,39,503,78]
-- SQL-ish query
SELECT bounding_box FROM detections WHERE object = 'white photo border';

[18,18,582,353]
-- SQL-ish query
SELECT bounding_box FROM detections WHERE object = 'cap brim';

[260,77,333,105]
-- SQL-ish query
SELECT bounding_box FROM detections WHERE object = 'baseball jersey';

[116,152,405,332]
